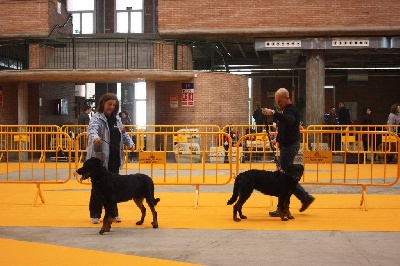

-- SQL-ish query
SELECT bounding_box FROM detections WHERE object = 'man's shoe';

[300,196,315,212]
[113,216,122,223]
[90,218,100,224]
[269,210,280,217]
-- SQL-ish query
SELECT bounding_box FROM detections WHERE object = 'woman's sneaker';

[113,216,122,223]
[90,218,100,224]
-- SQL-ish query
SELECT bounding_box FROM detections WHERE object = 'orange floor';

[1,180,400,265]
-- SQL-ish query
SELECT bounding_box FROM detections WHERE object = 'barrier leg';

[79,152,84,163]
[33,183,45,207]
[194,184,199,209]
[38,151,46,163]
[360,185,367,211]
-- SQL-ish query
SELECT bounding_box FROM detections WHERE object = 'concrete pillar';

[146,81,155,125]
[18,82,28,161]
[146,81,155,150]
[297,70,307,122]
[305,50,325,127]
[17,82,28,125]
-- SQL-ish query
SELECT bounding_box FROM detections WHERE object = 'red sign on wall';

[182,83,194,107]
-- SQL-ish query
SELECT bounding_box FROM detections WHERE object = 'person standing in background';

[387,103,400,135]
[86,93,135,224]
[338,102,352,125]
[253,104,266,133]
[120,110,132,126]
[326,106,340,151]
[360,107,373,152]
[78,105,91,125]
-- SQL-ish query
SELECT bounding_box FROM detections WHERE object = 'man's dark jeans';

[279,142,311,203]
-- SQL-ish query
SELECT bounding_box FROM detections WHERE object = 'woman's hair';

[96,93,119,116]
[390,104,399,114]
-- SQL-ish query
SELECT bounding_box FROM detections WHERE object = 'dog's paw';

[287,215,295,220]
[151,222,158,228]
[99,229,105,234]
[136,220,144,225]
[233,217,241,222]
[239,215,247,219]
[280,217,289,221]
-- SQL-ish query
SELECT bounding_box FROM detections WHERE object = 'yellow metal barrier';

[0,131,72,206]
[0,125,61,163]
[74,130,234,208]
[239,129,399,210]
[1,125,399,210]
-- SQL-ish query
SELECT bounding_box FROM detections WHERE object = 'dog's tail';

[154,198,160,206]
[227,175,240,205]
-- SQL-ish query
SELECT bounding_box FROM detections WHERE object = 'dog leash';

[264,117,280,170]
[101,139,122,151]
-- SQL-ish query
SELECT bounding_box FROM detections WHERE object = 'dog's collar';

[277,167,299,182]
[277,167,285,174]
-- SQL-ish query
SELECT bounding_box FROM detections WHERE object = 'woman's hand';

[94,138,101,145]
[130,143,136,151]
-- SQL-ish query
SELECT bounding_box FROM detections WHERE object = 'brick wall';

[158,0,400,37]
[153,42,192,70]
[0,84,19,124]
[155,72,248,127]
[47,0,72,37]
[0,0,72,38]
[39,83,76,126]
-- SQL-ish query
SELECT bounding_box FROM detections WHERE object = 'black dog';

[227,164,304,222]
[77,157,160,234]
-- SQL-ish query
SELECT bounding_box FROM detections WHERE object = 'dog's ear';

[89,157,98,162]
[93,157,103,166]
[286,164,304,182]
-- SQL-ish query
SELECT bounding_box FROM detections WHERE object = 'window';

[116,0,143,33]
[67,0,95,34]
[117,82,146,127]
[135,82,146,127]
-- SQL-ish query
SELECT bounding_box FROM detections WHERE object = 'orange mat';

[1,181,400,265]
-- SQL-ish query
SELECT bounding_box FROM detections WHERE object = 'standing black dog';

[227,164,304,222]
[77,157,160,234]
